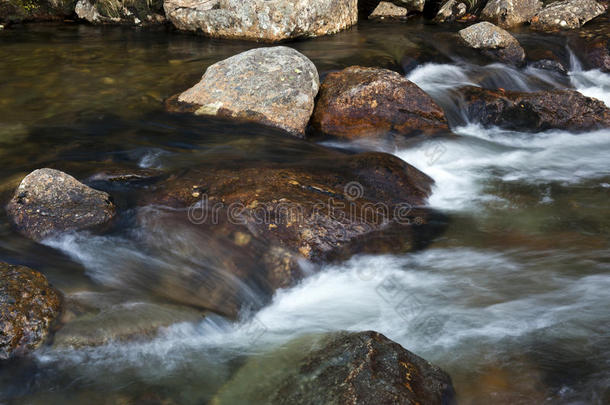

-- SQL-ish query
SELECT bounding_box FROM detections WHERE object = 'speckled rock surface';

[213,331,456,405]
[163,0,358,42]
[369,1,408,19]
[460,86,610,132]
[6,168,116,241]
[481,0,543,28]
[311,66,449,141]
[458,21,526,65]
[434,0,467,23]
[0,262,62,360]
[167,47,319,137]
[75,0,165,25]
[530,0,606,31]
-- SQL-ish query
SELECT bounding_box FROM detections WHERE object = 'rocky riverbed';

[1,1,609,404]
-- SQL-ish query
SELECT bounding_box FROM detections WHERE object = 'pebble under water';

[0,19,609,404]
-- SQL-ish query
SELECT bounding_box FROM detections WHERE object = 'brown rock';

[434,0,467,23]
[369,1,408,19]
[311,66,449,142]
[1,262,62,360]
[167,47,319,137]
[213,331,456,405]
[459,86,610,132]
[6,168,116,241]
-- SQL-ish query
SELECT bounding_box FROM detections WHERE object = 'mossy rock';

[0,0,76,23]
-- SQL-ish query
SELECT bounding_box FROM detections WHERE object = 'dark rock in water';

[144,151,446,316]
[311,66,449,142]
[584,39,610,72]
[0,262,62,360]
[481,0,543,28]
[530,0,606,31]
[166,47,319,137]
[0,0,75,24]
[458,22,526,66]
[530,59,568,75]
[164,0,358,42]
[74,0,165,25]
[459,86,610,132]
[6,168,116,241]
[213,331,456,405]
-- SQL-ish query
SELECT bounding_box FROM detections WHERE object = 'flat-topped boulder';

[481,0,543,28]
[167,47,319,137]
[213,331,456,405]
[460,86,610,132]
[163,0,358,42]
[6,168,116,241]
[311,66,449,142]
[1,262,62,360]
[530,0,606,31]
[458,21,526,66]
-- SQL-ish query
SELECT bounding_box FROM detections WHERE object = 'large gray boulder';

[167,47,319,137]
[74,0,165,25]
[163,0,358,42]
[530,0,606,31]
[458,21,526,66]
[481,0,543,28]
[213,331,456,405]
[1,262,62,360]
[6,168,116,241]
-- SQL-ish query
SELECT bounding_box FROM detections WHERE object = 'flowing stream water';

[0,18,609,404]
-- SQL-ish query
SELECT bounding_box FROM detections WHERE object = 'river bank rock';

[163,0,358,42]
[1,262,62,360]
[434,0,467,23]
[458,21,525,66]
[481,0,543,28]
[311,66,449,142]
[459,86,610,132]
[213,331,456,405]
[166,47,319,137]
[0,0,75,23]
[369,1,408,19]
[584,38,610,72]
[530,0,606,31]
[75,0,165,25]
[6,168,116,241]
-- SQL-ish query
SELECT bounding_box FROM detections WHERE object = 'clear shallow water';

[1,19,609,405]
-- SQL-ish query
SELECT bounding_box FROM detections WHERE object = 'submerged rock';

[0,0,75,24]
[530,0,606,31]
[163,0,358,42]
[74,0,165,25]
[6,168,116,241]
[369,1,408,19]
[167,47,319,137]
[460,86,610,132]
[311,66,449,142]
[434,0,467,23]
[1,262,62,360]
[481,0,543,28]
[458,21,526,66]
[530,59,568,75]
[213,331,456,405]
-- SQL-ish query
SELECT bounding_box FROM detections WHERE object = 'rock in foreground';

[460,86,610,132]
[311,66,449,142]
[1,262,62,360]
[530,0,606,31]
[458,21,525,66]
[481,0,543,28]
[164,0,358,42]
[213,331,456,405]
[6,168,116,241]
[167,47,319,137]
